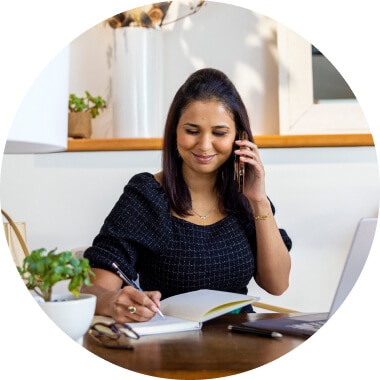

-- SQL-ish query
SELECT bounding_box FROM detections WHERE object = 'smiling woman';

[80,68,292,324]
[176,100,236,177]
[175,100,236,225]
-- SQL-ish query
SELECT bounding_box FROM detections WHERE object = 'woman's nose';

[198,133,213,151]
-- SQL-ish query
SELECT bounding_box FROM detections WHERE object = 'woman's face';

[176,100,236,177]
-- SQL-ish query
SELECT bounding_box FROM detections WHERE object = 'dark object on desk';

[89,321,139,349]
[228,324,282,338]
[242,313,328,337]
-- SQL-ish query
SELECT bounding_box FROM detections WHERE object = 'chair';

[2,209,29,267]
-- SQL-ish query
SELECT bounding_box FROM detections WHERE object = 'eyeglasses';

[89,322,140,350]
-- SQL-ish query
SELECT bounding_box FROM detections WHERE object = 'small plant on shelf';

[68,91,107,118]
[68,91,106,138]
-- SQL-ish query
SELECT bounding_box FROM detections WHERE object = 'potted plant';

[17,247,94,301]
[17,247,97,343]
[68,90,107,138]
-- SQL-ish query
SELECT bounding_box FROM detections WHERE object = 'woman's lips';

[192,153,215,164]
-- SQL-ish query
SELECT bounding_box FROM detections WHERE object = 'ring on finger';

[128,305,137,314]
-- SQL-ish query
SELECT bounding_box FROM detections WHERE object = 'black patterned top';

[84,172,292,300]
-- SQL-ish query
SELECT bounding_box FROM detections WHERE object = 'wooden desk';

[83,313,307,379]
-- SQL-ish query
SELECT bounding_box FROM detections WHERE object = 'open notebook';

[93,289,258,336]
[241,217,377,337]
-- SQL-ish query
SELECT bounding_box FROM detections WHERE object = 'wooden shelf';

[68,137,163,151]
[66,134,374,152]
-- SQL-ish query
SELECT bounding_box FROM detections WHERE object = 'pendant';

[200,215,207,220]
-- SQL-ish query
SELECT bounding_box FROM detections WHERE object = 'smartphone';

[235,131,247,192]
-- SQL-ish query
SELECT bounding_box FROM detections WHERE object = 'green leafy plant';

[68,91,107,118]
[17,248,95,302]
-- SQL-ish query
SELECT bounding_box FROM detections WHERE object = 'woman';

[81,68,292,323]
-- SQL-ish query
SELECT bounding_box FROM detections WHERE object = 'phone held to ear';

[235,131,247,193]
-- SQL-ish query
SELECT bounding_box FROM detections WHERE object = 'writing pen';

[112,262,165,318]
[227,325,282,338]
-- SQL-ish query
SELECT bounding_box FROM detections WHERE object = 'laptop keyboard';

[287,320,325,332]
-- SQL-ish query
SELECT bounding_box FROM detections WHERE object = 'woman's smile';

[192,152,216,164]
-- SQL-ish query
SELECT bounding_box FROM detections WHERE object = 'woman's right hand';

[109,286,162,323]
[80,267,162,323]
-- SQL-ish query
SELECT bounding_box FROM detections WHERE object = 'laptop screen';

[329,217,377,316]
[241,217,378,338]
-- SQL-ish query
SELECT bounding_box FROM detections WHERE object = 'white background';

[1,1,379,379]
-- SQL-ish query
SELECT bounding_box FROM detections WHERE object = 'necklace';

[191,204,216,220]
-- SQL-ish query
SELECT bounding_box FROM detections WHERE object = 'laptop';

[241,217,378,337]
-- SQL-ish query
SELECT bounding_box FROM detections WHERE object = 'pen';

[227,325,282,338]
[112,262,165,318]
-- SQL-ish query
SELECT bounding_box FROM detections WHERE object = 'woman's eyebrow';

[213,125,231,130]
[182,122,199,127]
[181,123,231,129]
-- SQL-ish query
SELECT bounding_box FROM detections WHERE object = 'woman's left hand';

[235,137,291,296]
[234,138,267,202]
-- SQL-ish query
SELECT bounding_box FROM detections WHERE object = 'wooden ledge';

[66,134,374,152]
[67,137,163,151]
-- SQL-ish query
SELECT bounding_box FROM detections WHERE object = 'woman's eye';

[213,131,227,137]
[185,129,199,135]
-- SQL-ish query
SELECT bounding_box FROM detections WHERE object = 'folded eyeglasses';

[89,322,140,350]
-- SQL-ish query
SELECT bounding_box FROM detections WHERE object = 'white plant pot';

[39,293,96,344]
[113,27,163,137]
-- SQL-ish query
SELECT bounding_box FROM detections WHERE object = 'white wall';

[1,146,378,312]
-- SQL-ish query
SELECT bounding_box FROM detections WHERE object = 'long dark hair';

[162,68,253,217]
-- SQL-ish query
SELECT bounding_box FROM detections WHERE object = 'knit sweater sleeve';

[84,173,168,282]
